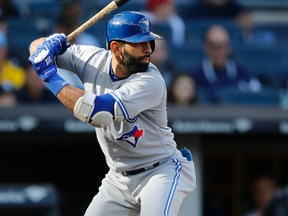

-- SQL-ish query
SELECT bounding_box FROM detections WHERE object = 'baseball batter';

[28,11,196,216]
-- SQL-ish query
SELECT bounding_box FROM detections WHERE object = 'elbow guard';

[73,91,114,128]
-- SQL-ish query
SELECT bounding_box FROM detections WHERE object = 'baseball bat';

[67,0,131,42]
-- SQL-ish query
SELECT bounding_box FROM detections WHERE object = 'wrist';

[45,73,69,96]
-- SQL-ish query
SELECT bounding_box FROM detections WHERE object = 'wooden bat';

[67,0,131,42]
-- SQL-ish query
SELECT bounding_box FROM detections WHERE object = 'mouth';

[141,56,150,63]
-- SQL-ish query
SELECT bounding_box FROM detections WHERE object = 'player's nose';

[141,41,152,54]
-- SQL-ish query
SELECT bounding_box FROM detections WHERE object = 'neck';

[112,56,132,78]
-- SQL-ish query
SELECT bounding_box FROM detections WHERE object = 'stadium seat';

[251,23,288,46]
[234,0,288,9]
[174,0,198,18]
[232,45,288,88]
[216,87,280,105]
[12,0,61,19]
[152,23,173,45]
[169,44,205,73]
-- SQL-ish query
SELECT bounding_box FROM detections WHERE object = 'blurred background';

[1,0,288,215]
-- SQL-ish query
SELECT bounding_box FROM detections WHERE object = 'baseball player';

[28,11,196,216]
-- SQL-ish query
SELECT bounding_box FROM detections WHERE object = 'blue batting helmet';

[106,11,161,50]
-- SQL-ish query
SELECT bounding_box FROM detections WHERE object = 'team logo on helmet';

[116,124,144,147]
[139,17,150,32]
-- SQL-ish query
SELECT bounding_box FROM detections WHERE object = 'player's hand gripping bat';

[67,0,131,42]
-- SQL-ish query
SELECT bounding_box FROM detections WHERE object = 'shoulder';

[128,63,166,90]
[68,44,108,56]
[59,44,110,64]
[146,63,166,83]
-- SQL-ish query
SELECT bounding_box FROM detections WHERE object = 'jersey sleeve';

[110,72,166,120]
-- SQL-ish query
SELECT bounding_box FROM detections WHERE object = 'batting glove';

[29,43,57,81]
[45,33,71,55]
[28,33,71,95]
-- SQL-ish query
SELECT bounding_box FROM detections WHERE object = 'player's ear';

[110,41,123,56]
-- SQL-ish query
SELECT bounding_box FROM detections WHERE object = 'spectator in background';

[244,176,278,216]
[150,38,175,88]
[0,12,7,33]
[263,186,288,216]
[55,16,101,47]
[192,25,262,104]
[0,30,25,107]
[167,72,197,106]
[0,0,20,19]
[17,64,59,104]
[141,0,186,47]
[56,0,101,46]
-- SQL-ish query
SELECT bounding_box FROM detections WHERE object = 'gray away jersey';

[56,44,177,173]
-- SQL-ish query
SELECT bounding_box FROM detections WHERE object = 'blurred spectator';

[0,30,25,107]
[191,25,262,104]
[56,0,101,46]
[0,0,20,19]
[141,0,186,47]
[167,72,197,106]
[244,176,278,216]
[61,0,83,19]
[0,13,7,33]
[17,64,59,104]
[187,0,253,39]
[150,38,176,88]
[55,16,101,46]
[263,186,288,216]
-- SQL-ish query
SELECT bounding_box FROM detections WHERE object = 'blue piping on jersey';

[109,65,125,82]
[110,92,129,120]
[126,116,138,123]
[89,93,115,122]
[164,159,182,216]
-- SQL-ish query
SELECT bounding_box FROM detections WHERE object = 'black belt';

[121,162,160,176]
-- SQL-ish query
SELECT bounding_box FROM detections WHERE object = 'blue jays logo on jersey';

[116,124,144,147]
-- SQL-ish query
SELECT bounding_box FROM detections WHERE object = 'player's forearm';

[56,85,85,112]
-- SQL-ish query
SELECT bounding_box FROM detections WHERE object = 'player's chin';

[132,62,149,73]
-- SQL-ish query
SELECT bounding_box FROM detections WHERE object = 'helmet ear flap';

[106,39,110,50]
[150,40,155,53]
[105,22,110,50]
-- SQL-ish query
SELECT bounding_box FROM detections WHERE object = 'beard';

[119,49,150,73]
